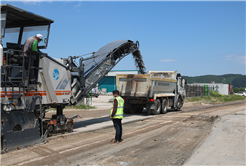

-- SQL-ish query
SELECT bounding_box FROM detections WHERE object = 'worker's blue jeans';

[113,119,122,141]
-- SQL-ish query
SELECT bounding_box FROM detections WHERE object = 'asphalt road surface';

[1,101,245,166]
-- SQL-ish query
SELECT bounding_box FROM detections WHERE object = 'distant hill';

[183,74,246,88]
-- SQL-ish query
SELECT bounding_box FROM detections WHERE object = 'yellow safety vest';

[110,96,124,119]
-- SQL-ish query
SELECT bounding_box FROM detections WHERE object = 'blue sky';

[2,1,245,76]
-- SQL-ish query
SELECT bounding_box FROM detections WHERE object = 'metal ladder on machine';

[2,50,42,108]
[25,52,43,91]
[0,50,47,137]
[2,50,25,107]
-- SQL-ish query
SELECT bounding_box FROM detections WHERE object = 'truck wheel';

[124,108,131,114]
[151,99,161,115]
[174,98,183,111]
[130,105,136,114]
[123,102,131,114]
[161,99,168,114]
[136,107,143,113]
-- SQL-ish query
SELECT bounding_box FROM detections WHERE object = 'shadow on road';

[73,107,186,130]
[74,109,152,129]
[73,117,111,129]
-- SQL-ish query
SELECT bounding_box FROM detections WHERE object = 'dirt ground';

[44,96,245,123]
[1,101,245,166]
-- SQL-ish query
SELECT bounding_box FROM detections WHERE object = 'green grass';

[186,93,245,104]
[65,104,96,109]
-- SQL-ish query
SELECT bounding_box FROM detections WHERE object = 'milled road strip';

[46,114,155,141]
[17,120,175,165]
[1,101,245,166]
[46,101,245,141]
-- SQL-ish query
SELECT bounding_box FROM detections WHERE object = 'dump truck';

[116,71,186,115]
[1,4,141,152]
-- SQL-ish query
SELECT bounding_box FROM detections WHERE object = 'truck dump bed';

[117,74,150,97]
[117,71,178,98]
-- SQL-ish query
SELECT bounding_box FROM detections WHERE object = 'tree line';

[183,74,246,90]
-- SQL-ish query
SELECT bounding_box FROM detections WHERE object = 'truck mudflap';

[146,102,156,110]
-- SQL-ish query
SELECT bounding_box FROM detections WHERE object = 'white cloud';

[160,59,176,62]
[225,55,235,58]
[236,56,246,64]
[20,0,53,5]
[225,55,246,64]
[74,2,82,7]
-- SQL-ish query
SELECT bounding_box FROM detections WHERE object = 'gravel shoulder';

[184,110,246,166]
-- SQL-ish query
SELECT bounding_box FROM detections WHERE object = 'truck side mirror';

[182,79,186,88]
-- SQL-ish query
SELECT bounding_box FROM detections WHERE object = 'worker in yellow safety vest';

[110,90,124,144]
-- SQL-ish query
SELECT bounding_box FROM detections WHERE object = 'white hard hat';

[36,34,43,41]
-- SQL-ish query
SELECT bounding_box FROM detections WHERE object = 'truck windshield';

[2,25,49,48]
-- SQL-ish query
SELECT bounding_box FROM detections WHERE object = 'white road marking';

[18,157,45,165]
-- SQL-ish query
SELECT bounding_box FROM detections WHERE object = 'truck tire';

[174,98,183,111]
[136,107,143,113]
[151,99,161,115]
[124,108,131,114]
[123,102,131,114]
[130,105,136,114]
[161,99,168,114]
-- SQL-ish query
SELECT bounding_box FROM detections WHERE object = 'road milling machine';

[0,4,141,152]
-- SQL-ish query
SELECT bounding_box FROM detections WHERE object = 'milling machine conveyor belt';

[71,40,140,105]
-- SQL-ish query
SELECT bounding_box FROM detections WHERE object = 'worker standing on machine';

[23,34,43,84]
[110,90,124,144]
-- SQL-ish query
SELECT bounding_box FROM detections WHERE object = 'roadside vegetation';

[233,87,245,93]
[186,90,246,104]
[65,104,96,109]
[183,74,246,88]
